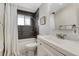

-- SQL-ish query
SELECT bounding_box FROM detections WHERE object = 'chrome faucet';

[72,24,77,34]
[56,33,67,39]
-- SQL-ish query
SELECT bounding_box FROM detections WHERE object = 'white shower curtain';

[4,3,18,56]
[0,3,5,56]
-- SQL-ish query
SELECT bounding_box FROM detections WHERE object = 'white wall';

[38,4,79,35]
[49,14,55,34]
[55,4,79,29]
[38,4,50,35]
[38,3,55,35]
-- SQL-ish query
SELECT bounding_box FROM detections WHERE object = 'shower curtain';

[4,3,18,56]
[0,3,5,56]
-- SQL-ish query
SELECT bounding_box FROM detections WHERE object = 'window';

[18,14,24,25]
[25,16,31,25]
[18,14,31,26]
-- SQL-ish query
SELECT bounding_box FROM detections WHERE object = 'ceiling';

[15,3,42,13]
[50,3,70,13]
[14,3,70,13]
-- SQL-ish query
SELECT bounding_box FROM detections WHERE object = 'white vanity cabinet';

[37,43,52,56]
[37,35,78,56]
[37,39,64,56]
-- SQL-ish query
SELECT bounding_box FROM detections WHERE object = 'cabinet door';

[42,41,64,56]
[37,39,64,56]
[37,42,54,56]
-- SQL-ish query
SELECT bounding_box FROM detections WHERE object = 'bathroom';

[0,3,79,56]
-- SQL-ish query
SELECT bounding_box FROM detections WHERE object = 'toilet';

[18,38,37,56]
[25,43,37,56]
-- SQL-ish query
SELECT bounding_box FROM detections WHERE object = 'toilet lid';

[25,43,37,48]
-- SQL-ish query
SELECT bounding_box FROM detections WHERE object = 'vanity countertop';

[38,35,79,56]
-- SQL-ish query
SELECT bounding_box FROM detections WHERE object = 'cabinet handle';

[40,43,42,45]
[0,22,3,25]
